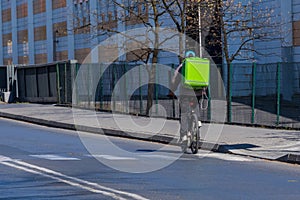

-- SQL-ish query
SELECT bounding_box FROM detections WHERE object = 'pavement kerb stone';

[277,154,300,164]
[0,110,222,149]
[1,110,300,165]
[0,111,176,144]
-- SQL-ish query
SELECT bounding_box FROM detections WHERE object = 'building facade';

[1,0,97,65]
[0,0,299,65]
[252,0,300,63]
[1,0,67,65]
[0,0,155,65]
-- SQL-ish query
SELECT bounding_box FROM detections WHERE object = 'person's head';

[185,50,196,58]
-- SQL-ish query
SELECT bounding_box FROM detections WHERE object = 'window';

[2,8,11,22]
[7,40,12,56]
[2,33,12,47]
[52,0,66,10]
[34,26,47,41]
[73,1,90,34]
[35,53,47,64]
[17,3,28,18]
[33,0,46,14]
[17,29,28,44]
[75,48,91,63]
[53,21,67,37]
[23,40,29,56]
[293,20,300,46]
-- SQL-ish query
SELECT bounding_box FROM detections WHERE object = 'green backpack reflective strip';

[183,57,210,89]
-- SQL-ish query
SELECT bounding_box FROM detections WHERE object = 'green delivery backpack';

[182,57,210,89]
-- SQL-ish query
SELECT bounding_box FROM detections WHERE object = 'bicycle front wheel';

[190,114,199,154]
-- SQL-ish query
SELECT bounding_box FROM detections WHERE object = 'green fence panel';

[39,61,300,129]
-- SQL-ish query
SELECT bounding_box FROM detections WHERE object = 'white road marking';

[87,152,252,162]
[140,154,194,161]
[197,152,253,162]
[0,155,13,162]
[89,155,138,160]
[28,152,250,163]
[87,154,195,161]
[30,154,80,161]
[0,155,149,200]
[2,161,124,199]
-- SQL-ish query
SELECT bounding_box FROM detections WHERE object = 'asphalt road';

[1,118,300,200]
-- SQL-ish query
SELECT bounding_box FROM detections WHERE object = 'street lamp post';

[198,2,202,58]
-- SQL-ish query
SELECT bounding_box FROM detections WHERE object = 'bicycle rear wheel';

[190,114,199,154]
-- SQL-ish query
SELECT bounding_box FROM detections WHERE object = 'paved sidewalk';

[0,103,300,164]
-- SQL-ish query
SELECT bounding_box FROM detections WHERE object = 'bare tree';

[198,0,288,121]
[161,0,289,121]
[73,0,180,116]
[73,0,286,120]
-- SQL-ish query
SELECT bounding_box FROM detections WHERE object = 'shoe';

[198,121,202,127]
[181,135,187,143]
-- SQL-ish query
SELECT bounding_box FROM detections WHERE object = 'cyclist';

[170,51,204,144]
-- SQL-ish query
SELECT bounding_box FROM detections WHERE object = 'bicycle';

[180,97,201,154]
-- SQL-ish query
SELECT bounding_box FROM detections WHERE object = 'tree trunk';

[146,1,160,116]
[146,47,159,116]
[146,65,156,116]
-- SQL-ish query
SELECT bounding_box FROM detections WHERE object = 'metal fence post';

[75,63,79,106]
[35,67,39,98]
[15,66,19,100]
[227,63,232,123]
[56,64,61,104]
[171,64,176,118]
[252,62,256,124]
[155,64,159,114]
[124,64,128,113]
[208,86,211,121]
[112,64,116,111]
[64,63,68,104]
[46,65,50,98]
[24,68,27,98]
[139,65,143,115]
[6,65,10,92]
[99,63,103,110]
[276,63,281,126]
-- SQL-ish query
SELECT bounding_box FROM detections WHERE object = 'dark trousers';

[179,96,200,138]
